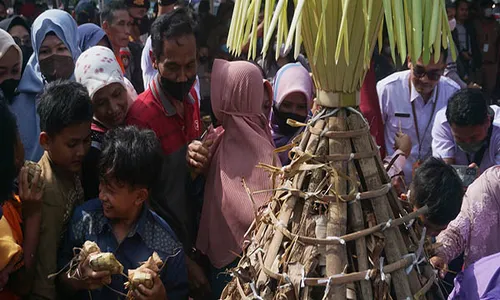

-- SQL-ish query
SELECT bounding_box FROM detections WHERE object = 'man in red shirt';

[126,8,210,297]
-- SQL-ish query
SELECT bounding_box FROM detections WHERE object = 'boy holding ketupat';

[30,81,92,299]
[58,126,188,299]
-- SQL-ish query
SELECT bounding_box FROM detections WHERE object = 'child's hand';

[394,132,412,158]
[18,166,44,205]
[77,255,112,290]
[132,268,167,300]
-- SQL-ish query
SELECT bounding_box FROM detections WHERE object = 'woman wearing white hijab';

[0,29,22,102]
[75,45,136,200]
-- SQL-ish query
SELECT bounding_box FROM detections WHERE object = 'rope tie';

[382,219,393,231]
[326,236,346,245]
[380,257,387,282]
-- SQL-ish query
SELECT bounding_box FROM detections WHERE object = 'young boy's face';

[99,178,146,220]
[41,122,91,174]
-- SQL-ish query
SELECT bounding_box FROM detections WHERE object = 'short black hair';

[99,126,163,192]
[101,0,128,25]
[37,80,93,136]
[446,88,489,127]
[150,7,197,60]
[0,98,19,203]
[412,157,463,226]
[456,0,469,9]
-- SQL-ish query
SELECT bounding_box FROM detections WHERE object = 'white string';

[404,227,427,274]
[301,267,306,288]
[364,270,371,281]
[326,236,346,245]
[355,193,361,200]
[382,219,393,231]
[348,153,355,161]
[322,276,333,299]
[282,272,291,283]
[249,282,263,300]
[380,257,387,282]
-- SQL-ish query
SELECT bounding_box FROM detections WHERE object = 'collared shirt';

[58,199,188,299]
[126,74,202,155]
[432,105,500,172]
[377,70,460,184]
[126,75,202,249]
[32,152,84,299]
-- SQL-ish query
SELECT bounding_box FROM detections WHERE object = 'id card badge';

[484,43,490,53]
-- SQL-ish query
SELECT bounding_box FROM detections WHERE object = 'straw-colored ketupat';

[125,252,164,300]
[221,0,453,299]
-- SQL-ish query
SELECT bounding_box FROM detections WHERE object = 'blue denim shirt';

[58,199,188,299]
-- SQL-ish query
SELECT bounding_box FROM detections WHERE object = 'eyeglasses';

[412,65,443,81]
[12,36,31,47]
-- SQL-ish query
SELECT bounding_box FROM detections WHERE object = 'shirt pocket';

[389,113,413,131]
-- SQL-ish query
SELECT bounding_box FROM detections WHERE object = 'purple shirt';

[432,105,500,172]
[449,252,500,300]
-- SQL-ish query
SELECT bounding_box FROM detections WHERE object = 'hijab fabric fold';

[197,59,281,268]
[10,10,80,161]
[77,23,110,52]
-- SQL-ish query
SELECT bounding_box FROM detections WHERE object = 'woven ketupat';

[221,107,441,300]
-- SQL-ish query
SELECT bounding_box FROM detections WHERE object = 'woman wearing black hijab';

[0,15,32,72]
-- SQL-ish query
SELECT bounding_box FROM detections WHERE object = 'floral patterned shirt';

[436,166,500,268]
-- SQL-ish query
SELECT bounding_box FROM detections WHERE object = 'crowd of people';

[1,0,500,299]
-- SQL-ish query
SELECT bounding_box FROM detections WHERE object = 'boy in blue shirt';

[58,126,188,299]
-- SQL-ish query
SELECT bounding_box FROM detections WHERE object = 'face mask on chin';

[39,54,75,83]
[160,76,196,101]
[457,140,487,154]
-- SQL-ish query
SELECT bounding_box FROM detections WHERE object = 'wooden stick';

[326,108,348,299]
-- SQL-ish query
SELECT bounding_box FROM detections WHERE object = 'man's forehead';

[162,36,197,60]
[113,9,130,21]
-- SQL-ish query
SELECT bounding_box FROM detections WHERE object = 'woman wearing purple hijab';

[271,62,314,165]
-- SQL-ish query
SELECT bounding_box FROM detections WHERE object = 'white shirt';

[377,70,460,184]
[141,36,201,102]
[432,105,500,173]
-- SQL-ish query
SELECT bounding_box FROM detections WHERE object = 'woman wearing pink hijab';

[196,59,280,298]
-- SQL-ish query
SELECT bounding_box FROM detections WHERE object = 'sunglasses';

[412,65,443,81]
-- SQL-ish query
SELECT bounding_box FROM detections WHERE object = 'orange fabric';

[115,53,126,74]
[3,196,23,248]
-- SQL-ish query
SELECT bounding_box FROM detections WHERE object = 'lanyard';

[409,80,439,160]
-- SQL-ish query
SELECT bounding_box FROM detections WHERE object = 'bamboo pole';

[325,109,348,299]
[346,111,412,299]
[256,120,325,288]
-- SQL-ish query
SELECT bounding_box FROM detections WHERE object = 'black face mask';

[39,55,75,83]
[160,76,196,101]
[199,56,209,64]
[0,79,20,102]
[273,106,307,136]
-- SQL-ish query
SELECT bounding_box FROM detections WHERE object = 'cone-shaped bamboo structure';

[222,0,453,299]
